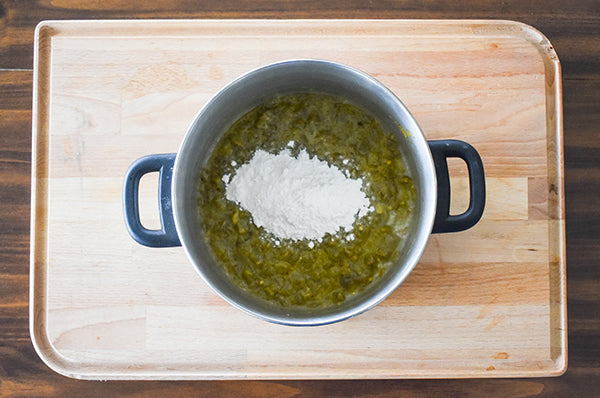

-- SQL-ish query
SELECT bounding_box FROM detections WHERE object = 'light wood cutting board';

[30,19,566,379]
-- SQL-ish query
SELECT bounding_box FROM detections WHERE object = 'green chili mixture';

[197,93,416,309]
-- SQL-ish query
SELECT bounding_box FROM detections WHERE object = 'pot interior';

[173,60,436,325]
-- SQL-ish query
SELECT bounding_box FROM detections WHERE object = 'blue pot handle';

[428,140,486,233]
[123,153,182,247]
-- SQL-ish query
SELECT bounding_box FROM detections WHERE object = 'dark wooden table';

[1,1,598,396]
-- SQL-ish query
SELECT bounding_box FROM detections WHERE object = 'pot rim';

[172,59,437,326]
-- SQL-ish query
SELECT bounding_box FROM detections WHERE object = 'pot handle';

[123,153,182,247]
[428,140,486,233]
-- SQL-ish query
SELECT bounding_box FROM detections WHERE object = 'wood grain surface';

[1,0,599,397]
[29,19,565,380]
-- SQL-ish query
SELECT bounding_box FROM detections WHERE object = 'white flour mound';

[224,149,371,241]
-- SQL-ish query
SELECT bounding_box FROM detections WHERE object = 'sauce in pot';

[197,93,416,309]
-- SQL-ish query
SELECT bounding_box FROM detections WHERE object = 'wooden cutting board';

[30,19,566,379]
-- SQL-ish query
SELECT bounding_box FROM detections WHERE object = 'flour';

[224,149,372,241]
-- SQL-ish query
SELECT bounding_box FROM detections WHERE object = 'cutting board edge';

[29,18,567,380]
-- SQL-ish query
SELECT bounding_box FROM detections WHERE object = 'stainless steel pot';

[123,60,485,326]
